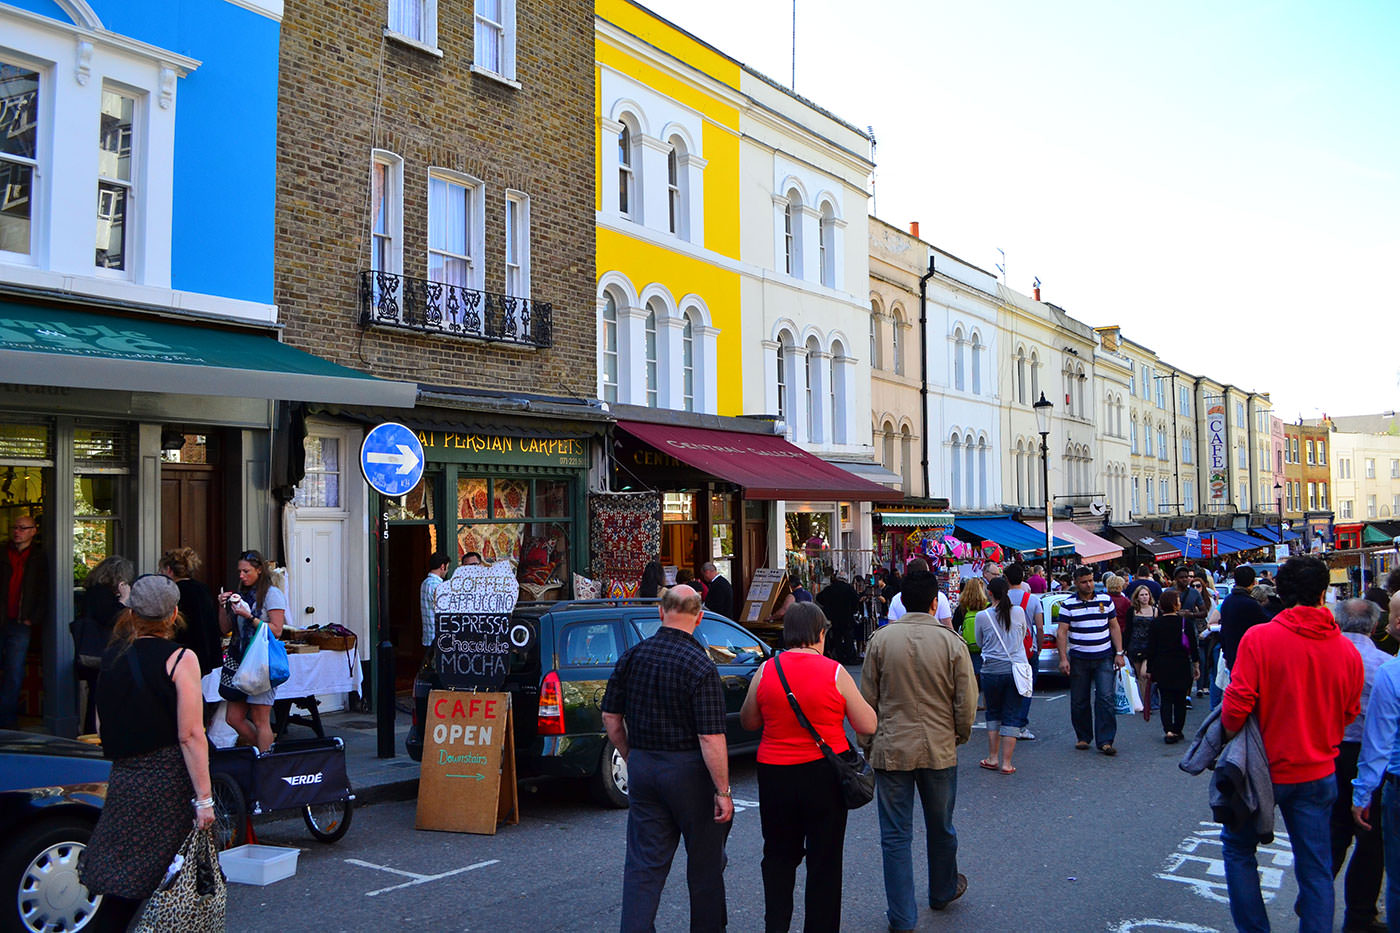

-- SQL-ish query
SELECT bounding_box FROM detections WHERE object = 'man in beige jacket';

[860,570,978,932]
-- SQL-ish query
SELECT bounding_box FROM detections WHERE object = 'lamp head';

[1033,392,1053,436]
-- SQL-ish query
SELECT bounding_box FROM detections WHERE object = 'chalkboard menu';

[433,562,530,689]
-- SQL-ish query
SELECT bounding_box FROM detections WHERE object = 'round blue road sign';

[360,422,425,497]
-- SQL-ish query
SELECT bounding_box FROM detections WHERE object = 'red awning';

[616,420,902,502]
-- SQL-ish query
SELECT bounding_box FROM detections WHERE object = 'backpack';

[1019,590,1036,659]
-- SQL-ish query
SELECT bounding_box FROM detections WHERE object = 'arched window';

[818,202,835,287]
[618,120,637,217]
[806,335,823,444]
[892,310,905,376]
[1063,363,1076,416]
[1028,438,1040,505]
[1015,441,1026,505]
[1016,348,1027,404]
[882,421,896,476]
[1076,365,1087,419]
[978,438,989,508]
[869,304,881,370]
[776,330,793,424]
[784,189,803,277]
[964,434,976,508]
[953,327,965,391]
[644,301,660,407]
[831,338,848,444]
[601,291,619,403]
[900,425,913,495]
[971,334,982,395]
[681,309,696,412]
[1130,418,1137,454]
[1182,434,1193,464]
[950,434,962,509]
[1030,350,1040,400]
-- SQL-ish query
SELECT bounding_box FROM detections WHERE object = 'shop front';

[0,299,415,735]
[1106,523,1183,565]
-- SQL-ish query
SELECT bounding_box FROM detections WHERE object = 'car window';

[631,617,661,641]
[559,622,622,667]
[694,618,765,666]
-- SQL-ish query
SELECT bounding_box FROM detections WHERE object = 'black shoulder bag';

[771,653,875,809]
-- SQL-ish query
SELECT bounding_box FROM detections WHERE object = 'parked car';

[0,730,111,933]
[1035,593,1070,679]
[407,599,771,807]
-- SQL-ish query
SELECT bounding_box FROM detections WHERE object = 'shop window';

[293,435,341,509]
[456,476,573,586]
[384,473,436,525]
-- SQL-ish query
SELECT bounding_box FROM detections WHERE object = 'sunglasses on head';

[240,551,262,564]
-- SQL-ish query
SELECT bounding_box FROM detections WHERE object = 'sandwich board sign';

[741,568,788,624]
[415,689,518,834]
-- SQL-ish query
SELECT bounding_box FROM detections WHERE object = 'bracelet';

[191,796,214,810]
[714,787,732,798]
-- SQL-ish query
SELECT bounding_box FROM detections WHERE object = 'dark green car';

[407,599,770,807]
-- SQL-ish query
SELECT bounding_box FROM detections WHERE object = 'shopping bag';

[1214,653,1230,690]
[232,621,273,696]
[268,633,290,689]
[1114,663,1135,715]
[132,827,226,932]
[1124,666,1144,713]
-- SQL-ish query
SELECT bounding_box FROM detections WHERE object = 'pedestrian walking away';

[860,570,977,932]
[1222,555,1363,933]
[739,602,877,932]
[602,585,733,933]
[1145,589,1197,743]
[1330,599,1388,932]
[1353,593,1400,933]
[974,577,1030,774]
[1057,565,1125,755]
[885,558,952,625]
[1003,563,1041,741]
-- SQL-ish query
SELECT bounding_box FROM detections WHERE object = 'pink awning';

[1023,521,1123,563]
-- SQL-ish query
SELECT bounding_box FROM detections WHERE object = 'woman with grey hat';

[80,573,214,930]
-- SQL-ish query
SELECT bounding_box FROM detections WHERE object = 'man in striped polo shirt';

[1056,565,1127,755]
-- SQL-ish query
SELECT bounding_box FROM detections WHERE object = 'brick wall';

[275,0,596,398]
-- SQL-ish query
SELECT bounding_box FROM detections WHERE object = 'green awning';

[1364,524,1396,546]
[0,300,417,407]
[875,511,956,528]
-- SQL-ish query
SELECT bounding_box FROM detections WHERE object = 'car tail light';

[537,670,565,735]
[1040,633,1058,650]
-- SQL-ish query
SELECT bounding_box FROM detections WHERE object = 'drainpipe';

[918,254,935,497]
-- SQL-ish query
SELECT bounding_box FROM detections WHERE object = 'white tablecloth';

[200,649,363,703]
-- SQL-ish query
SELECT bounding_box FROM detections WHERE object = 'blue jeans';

[1209,643,1224,709]
[1068,653,1117,747]
[875,767,959,930]
[1221,775,1336,933]
[981,671,1027,736]
[1383,781,1400,932]
[0,622,31,728]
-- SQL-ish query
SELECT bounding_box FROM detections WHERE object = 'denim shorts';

[981,670,1028,736]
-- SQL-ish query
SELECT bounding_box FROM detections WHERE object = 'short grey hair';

[1337,598,1382,635]
[661,585,702,616]
[701,561,717,575]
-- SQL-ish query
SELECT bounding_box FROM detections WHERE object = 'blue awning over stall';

[954,515,1075,557]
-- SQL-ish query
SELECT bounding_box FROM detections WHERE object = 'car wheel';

[591,739,629,809]
[0,818,102,933]
[302,796,354,844]
[211,772,247,850]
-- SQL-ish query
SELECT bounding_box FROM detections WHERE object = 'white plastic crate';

[218,844,299,885]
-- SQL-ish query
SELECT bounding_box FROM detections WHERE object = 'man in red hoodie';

[1220,555,1363,933]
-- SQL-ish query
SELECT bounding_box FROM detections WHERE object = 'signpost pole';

[376,505,395,758]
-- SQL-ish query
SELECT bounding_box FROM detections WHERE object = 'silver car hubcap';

[611,747,629,796]
[18,840,100,932]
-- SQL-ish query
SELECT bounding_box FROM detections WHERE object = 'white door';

[290,517,347,710]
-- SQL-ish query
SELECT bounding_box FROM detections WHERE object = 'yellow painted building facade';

[594,0,744,416]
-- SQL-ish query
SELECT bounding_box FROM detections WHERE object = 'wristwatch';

[1115,651,1125,656]
[715,787,732,798]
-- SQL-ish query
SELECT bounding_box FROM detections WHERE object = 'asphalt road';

[228,687,1327,932]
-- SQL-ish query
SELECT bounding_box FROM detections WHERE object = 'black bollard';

[377,638,395,758]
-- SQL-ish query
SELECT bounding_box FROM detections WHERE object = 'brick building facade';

[275,0,596,395]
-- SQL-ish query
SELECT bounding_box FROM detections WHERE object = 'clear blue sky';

[632,0,1400,420]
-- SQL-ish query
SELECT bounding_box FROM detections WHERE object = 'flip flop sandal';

[1075,741,1090,750]
[978,759,1000,771]
[999,766,1016,775]
[1100,744,1117,756]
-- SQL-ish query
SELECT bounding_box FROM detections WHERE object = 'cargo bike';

[208,735,355,848]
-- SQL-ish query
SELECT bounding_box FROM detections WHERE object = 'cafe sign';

[415,430,587,469]
[1207,403,1227,500]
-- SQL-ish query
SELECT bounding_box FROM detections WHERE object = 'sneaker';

[1017,727,1036,741]
[930,873,968,910]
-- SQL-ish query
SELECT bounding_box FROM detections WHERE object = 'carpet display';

[590,492,660,592]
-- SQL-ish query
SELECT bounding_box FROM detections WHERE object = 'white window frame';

[426,167,485,293]
[292,432,346,512]
[94,83,140,278]
[1366,458,1376,479]
[644,304,659,407]
[892,313,904,377]
[0,55,41,264]
[387,0,440,54]
[600,291,620,404]
[818,202,836,287]
[504,189,529,298]
[783,201,796,275]
[369,150,404,277]
[472,0,517,82]
[618,122,637,219]
[681,310,696,412]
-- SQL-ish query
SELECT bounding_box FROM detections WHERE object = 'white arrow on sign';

[366,444,421,475]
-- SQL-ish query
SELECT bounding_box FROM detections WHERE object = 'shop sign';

[1207,404,1227,500]
[433,561,530,689]
[415,689,518,834]
[415,430,586,469]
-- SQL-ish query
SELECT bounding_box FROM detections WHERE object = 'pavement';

[296,705,421,805]
[228,684,1363,932]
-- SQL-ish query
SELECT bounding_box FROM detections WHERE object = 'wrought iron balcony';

[358,271,552,349]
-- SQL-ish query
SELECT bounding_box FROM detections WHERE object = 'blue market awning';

[1248,526,1301,544]
[1163,530,1273,558]
[954,515,1074,557]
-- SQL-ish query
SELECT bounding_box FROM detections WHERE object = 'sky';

[633,0,1400,422]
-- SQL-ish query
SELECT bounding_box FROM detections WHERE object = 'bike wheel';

[303,796,353,843]
[211,773,247,850]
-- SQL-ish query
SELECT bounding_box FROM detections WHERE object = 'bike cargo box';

[253,737,351,811]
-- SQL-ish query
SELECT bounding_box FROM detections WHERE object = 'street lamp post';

[1273,480,1283,558]
[1035,392,1054,565]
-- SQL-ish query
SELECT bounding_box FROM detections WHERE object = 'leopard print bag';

[132,827,226,932]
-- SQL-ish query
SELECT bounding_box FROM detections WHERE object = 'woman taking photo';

[1146,589,1199,743]
[739,603,877,932]
[218,549,287,752]
[80,574,214,929]
[974,577,1029,775]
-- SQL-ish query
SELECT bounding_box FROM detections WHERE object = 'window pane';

[532,479,568,518]
[0,161,33,254]
[457,521,522,564]
[560,623,621,667]
[98,90,133,183]
[694,618,764,664]
[384,473,435,521]
[457,477,489,519]
[372,163,388,235]
[493,478,527,518]
[95,182,128,269]
[389,0,424,40]
[520,521,569,586]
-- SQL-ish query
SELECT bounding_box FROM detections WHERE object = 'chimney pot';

[909,221,919,238]
[1033,286,1041,301]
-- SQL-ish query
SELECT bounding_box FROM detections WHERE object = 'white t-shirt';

[888,589,951,622]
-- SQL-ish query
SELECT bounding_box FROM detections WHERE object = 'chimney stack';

[1033,285,1041,301]
[909,221,919,238]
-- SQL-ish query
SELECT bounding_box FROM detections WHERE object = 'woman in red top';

[740,603,877,932]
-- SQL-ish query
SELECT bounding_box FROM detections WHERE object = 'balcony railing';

[358,271,552,349]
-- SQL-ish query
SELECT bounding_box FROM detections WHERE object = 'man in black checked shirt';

[603,584,733,932]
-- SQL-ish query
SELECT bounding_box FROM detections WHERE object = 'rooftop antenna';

[868,125,877,215]
[791,0,796,88]
[996,248,1006,283]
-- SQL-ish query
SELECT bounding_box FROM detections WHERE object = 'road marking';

[1043,693,1067,702]
[1108,920,1220,932]
[346,857,500,896]
[1153,821,1291,904]
[731,798,760,814]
